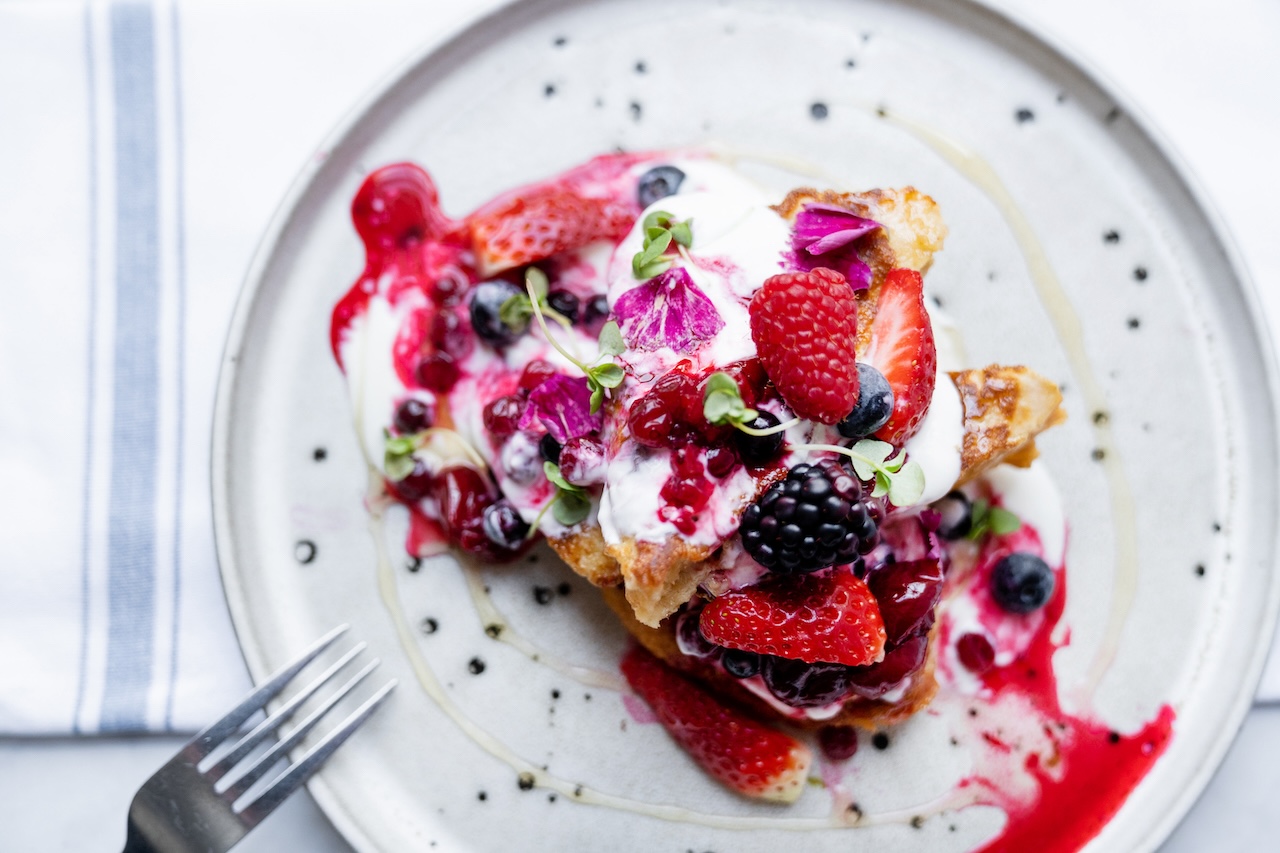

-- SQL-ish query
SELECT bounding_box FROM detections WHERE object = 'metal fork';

[122,625,396,853]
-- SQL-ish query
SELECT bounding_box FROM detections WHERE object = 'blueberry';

[539,433,562,464]
[393,397,435,434]
[637,165,686,208]
[482,500,530,549]
[721,649,761,679]
[547,289,580,324]
[582,294,611,332]
[469,280,525,347]
[990,552,1055,613]
[933,491,972,540]
[733,411,785,466]
[837,363,894,438]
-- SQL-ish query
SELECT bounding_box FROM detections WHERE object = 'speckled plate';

[212,0,1280,851]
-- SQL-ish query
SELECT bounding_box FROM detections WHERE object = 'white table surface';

[3,0,1277,850]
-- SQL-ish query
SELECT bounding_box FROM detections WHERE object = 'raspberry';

[738,463,876,575]
[749,268,860,424]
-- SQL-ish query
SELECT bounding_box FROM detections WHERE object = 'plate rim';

[210,0,1280,850]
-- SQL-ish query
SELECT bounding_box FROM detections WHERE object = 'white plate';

[212,0,1280,850]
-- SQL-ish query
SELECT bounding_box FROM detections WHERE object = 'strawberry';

[619,645,812,802]
[466,154,645,276]
[748,268,860,424]
[699,570,887,666]
[863,268,936,445]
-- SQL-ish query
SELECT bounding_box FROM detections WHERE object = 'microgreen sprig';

[966,499,1021,541]
[541,461,592,527]
[632,210,693,280]
[382,427,489,481]
[500,271,572,332]
[702,372,800,436]
[524,268,624,413]
[793,439,926,507]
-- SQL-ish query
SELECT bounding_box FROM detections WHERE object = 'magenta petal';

[520,374,601,442]
[806,224,881,255]
[613,266,725,353]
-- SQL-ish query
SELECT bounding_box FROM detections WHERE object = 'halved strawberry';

[862,268,937,445]
[620,645,812,803]
[699,570,887,666]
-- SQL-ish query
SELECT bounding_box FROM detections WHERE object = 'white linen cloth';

[1,0,1277,736]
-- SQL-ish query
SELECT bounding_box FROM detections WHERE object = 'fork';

[122,625,396,853]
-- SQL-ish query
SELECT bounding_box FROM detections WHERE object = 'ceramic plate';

[212,0,1280,850]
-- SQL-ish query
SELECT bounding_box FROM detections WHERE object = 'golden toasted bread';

[950,365,1067,485]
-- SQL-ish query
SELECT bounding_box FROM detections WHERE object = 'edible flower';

[789,203,881,291]
[519,374,601,443]
[614,266,724,353]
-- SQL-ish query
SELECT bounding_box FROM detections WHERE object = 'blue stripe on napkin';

[164,0,188,731]
[99,0,160,733]
[72,0,101,736]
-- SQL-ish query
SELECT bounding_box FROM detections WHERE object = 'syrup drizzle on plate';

[355,125,1173,847]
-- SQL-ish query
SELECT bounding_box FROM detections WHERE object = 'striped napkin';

[1,0,1276,737]
[0,0,493,734]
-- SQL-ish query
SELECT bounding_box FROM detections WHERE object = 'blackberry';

[738,463,876,574]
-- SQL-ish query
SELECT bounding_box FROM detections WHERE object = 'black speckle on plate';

[844,57,856,69]
[312,447,327,461]
[1105,106,1122,124]
[517,772,535,791]
[552,36,567,48]
[421,617,439,635]
[468,657,486,675]
[534,585,554,605]
[1091,448,1107,461]
[1195,563,1206,577]
[1134,266,1149,282]
[629,101,643,121]
[1127,317,1141,330]
[810,102,829,120]
[1103,229,1121,244]
[1015,107,1035,123]
[634,60,646,74]
[544,83,556,97]
[1092,410,1109,425]
[407,556,422,573]
[872,732,890,750]
[294,540,316,564]
[557,581,572,596]
[477,790,488,801]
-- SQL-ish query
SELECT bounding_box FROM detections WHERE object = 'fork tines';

[193,624,396,822]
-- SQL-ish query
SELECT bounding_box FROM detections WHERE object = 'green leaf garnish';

[702,371,758,426]
[384,431,418,481]
[542,461,591,527]
[794,439,925,507]
[966,499,1021,541]
[631,210,692,280]
[522,270,626,414]
[552,490,592,526]
[597,320,625,358]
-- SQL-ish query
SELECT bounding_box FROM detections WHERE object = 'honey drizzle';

[879,109,1138,700]
[362,115,1141,833]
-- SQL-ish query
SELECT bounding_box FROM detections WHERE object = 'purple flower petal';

[788,202,881,292]
[519,374,601,442]
[613,266,725,353]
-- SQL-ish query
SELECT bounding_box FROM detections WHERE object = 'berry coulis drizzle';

[947,523,1175,852]
[334,153,1177,851]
